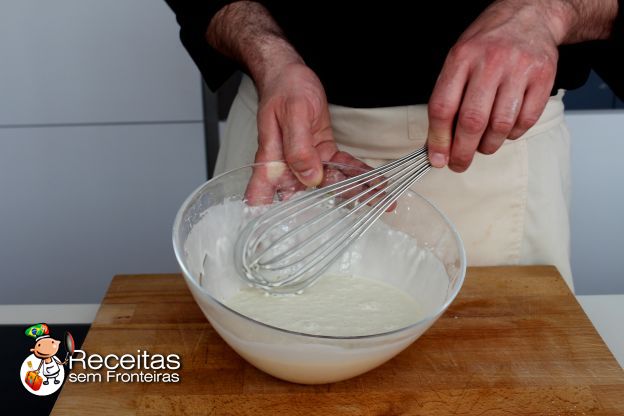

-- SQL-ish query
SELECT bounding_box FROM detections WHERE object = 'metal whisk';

[234,146,431,294]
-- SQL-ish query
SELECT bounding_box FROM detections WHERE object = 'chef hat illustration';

[25,323,50,341]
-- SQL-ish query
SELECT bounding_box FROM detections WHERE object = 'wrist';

[205,1,304,92]
[543,0,578,44]
[244,35,305,93]
[544,0,619,44]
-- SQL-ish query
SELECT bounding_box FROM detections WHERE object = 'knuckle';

[519,50,539,66]
[517,114,540,131]
[540,51,557,66]
[531,53,557,78]
[427,133,450,146]
[428,132,452,149]
[535,65,555,81]
[459,110,487,134]
[449,42,471,61]
[428,100,456,121]
[484,45,507,66]
[490,118,514,135]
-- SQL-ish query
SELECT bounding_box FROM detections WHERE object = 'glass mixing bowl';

[172,161,466,384]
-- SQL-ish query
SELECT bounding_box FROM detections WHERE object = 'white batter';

[184,197,450,338]
[225,274,421,336]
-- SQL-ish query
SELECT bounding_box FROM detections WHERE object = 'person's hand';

[205,2,371,204]
[426,0,566,172]
[245,62,370,204]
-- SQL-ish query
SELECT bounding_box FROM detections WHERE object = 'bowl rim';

[172,161,466,340]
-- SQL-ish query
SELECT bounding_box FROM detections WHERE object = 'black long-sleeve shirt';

[166,1,624,108]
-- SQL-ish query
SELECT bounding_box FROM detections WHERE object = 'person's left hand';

[426,0,566,172]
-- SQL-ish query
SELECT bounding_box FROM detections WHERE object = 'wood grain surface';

[51,266,624,415]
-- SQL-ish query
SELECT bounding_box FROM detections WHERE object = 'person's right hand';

[245,62,370,204]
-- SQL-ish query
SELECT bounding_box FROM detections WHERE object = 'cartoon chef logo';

[19,323,75,396]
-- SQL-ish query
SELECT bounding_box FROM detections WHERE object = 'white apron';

[216,76,573,290]
[42,358,61,377]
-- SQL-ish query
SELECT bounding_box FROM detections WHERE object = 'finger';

[427,50,470,168]
[450,70,499,172]
[326,150,372,195]
[244,109,283,205]
[280,98,324,187]
[328,151,397,211]
[328,150,380,205]
[328,150,373,176]
[508,84,550,140]
[478,81,525,155]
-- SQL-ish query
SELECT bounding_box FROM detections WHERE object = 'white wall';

[0,1,206,306]
[0,124,205,304]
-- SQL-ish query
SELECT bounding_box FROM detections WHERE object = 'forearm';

[545,0,619,43]
[206,1,302,90]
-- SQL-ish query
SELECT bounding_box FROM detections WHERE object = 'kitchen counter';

[51,266,624,415]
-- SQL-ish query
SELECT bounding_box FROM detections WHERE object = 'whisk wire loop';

[234,146,431,293]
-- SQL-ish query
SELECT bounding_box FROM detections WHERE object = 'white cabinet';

[0,123,205,304]
[0,0,202,125]
[566,111,624,295]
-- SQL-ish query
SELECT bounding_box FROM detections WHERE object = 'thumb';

[426,117,452,168]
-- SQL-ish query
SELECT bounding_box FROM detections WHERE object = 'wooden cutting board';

[51,266,624,415]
